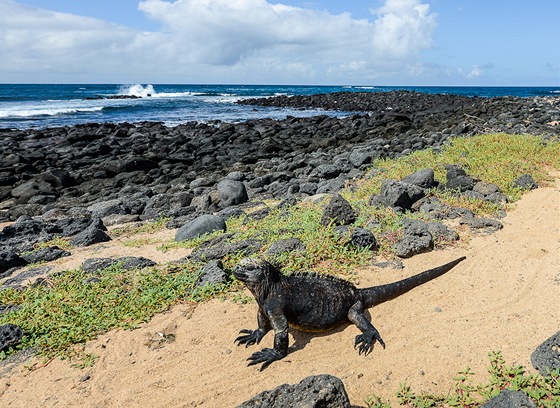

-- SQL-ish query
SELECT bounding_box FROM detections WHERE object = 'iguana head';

[233,258,281,291]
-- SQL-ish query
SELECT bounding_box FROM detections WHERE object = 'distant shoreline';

[1,84,559,131]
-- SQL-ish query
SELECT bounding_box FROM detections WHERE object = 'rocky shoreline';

[0,91,559,273]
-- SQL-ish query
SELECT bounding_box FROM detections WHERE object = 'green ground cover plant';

[365,351,560,407]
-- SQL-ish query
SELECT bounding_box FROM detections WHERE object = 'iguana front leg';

[247,304,288,370]
[235,307,271,347]
[348,301,386,356]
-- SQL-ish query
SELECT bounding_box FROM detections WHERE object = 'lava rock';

[1,266,52,289]
[445,165,474,192]
[402,168,436,189]
[0,251,28,276]
[531,330,560,376]
[11,179,54,203]
[481,389,535,408]
[70,222,111,247]
[175,214,227,242]
[395,219,433,258]
[266,238,306,256]
[237,374,350,408]
[217,206,246,221]
[196,259,227,288]
[87,199,126,219]
[217,179,249,208]
[373,179,425,211]
[0,324,24,351]
[321,194,356,227]
[189,239,263,263]
[349,228,377,249]
[21,246,71,264]
[514,174,538,190]
[460,215,503,234]
[81,257,156,273]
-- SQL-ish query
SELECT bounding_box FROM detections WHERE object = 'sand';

[0,175,559,407]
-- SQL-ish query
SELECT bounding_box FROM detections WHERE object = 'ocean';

[1,84,558,130]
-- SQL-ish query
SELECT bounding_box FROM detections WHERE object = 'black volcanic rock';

[0,92,557,226]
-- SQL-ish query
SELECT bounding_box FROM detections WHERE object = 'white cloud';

[371,0,436,59]
[467,65,483,79]
[0,0,437,83]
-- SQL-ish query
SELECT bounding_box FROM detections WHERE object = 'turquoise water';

[1,84,558,129]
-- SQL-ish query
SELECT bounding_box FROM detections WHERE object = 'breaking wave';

[0,106,103,119]
[118,84,157,98]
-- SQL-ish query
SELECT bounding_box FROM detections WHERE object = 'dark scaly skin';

[233,256,466,370]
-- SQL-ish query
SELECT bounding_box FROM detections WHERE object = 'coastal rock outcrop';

[237,374,351,408]
[1,92,557,225]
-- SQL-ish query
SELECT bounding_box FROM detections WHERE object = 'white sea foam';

[0,106,102,118]
[117,84,215,99]
[119,84,157,98]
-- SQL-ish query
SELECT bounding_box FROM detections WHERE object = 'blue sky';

[1,0,559,85]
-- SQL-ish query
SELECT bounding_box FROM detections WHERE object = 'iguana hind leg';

[348,301,386,356]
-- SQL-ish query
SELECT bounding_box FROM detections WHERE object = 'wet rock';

[321,194,356,227]
[237,374,350,408]
[531,330,560,376]
[175,214,226,242]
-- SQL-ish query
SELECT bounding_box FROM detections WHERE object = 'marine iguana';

[233,256,466,370]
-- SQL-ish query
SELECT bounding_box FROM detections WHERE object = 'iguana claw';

[247,348,283,370]
[235,329,263,347]
[354,331,385,356]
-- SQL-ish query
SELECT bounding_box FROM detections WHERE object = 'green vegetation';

[352,133,560,209]
[0,261,225,365]
[32,236,73,252]
[365,351,560,407]
[111,216,171,237]
[0,133,558,398]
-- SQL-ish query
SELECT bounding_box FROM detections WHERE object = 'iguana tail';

[361,256,466,308]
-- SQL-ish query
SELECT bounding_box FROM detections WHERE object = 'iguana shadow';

[288,310,373,353]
